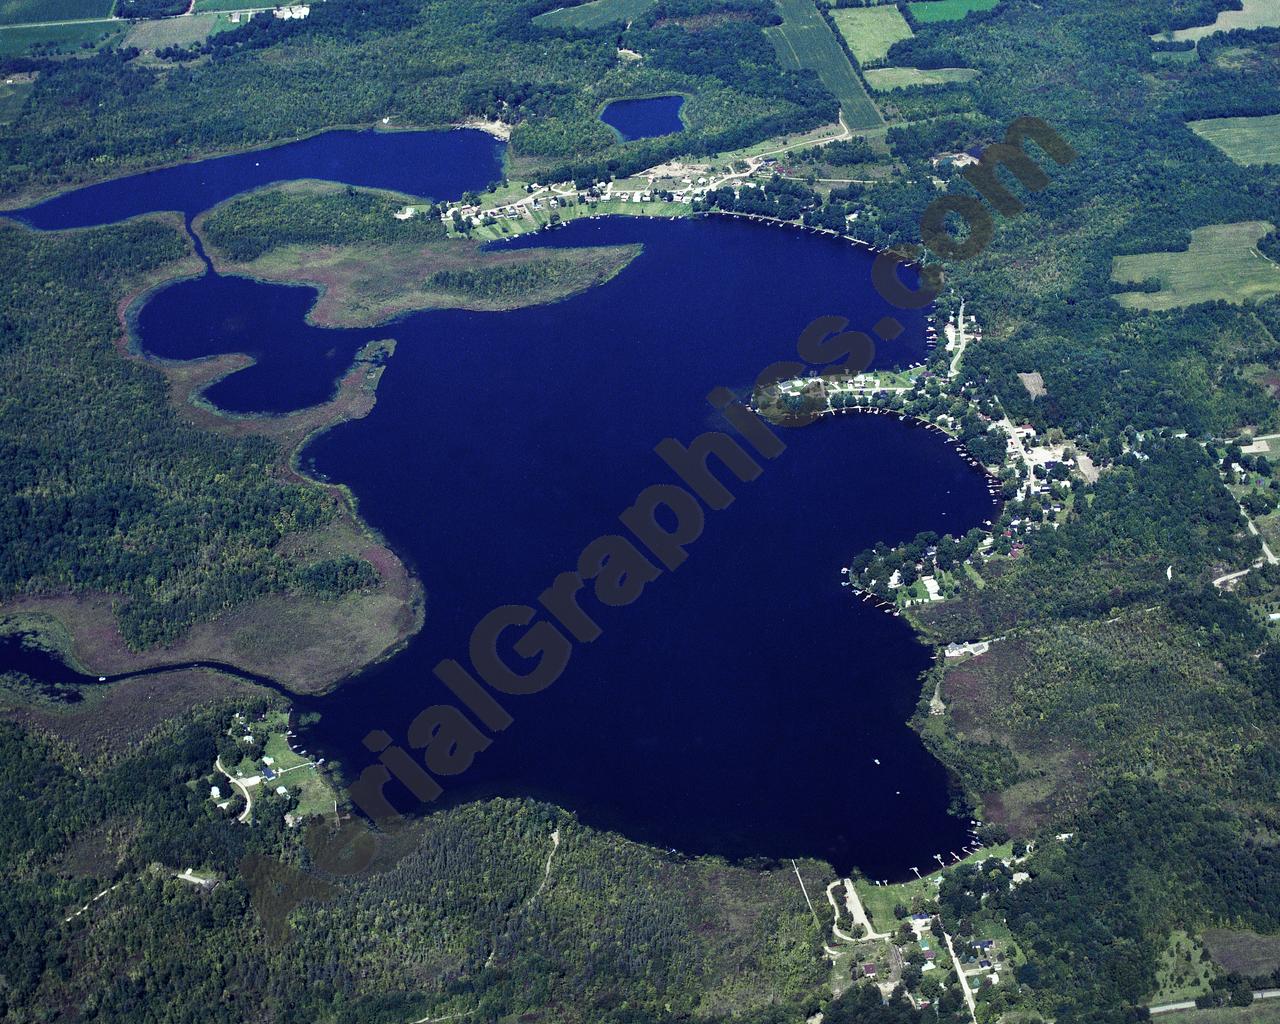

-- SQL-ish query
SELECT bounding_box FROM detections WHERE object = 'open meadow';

[1189,113,1280,166]
[1112,221,1280,310]
[767,0,882,128]
[532,0,654,30]
[908,0,999,23]
[830,5,913,64]
[0,74,33,123]
[123,12,235,51]
[864,66,978,90]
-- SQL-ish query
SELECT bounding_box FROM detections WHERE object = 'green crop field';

[908,0,999,24]
[0,0,112,26]
[0,17,120,53]
[1111,221,1280,310]
[767,0,882,128]
[532,0,654,30]
[1189,114,1280,166]
[1153,0,1280,43]
[863,66,978,90]
[830,5,913,64]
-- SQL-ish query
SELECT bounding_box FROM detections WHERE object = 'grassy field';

[230,710,338,823]
[1159,1002,1280,1024]
[532,0,654,30]
[0,17,120,54]
[123,12,235,50]
[1112,222,1280,310]
[0,74,33,123]
[193,0,263,10]
[0,0,111,26]
[830,5,913,65]
[1154,0,1280,43]
[1189,114,1280,166]
[855,843,1014,931]
[908,0,999,23]
[1153,931,1216,1005]
[767,0,882,128]
[863,66,978,90]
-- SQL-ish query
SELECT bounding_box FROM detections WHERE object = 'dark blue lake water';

[6,129,996,877]
[133,214,995,876]
[8,128,504,230]
[600,95,686,141]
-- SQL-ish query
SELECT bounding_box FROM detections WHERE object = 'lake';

[7,128,504,231]
[6,129,997,878]
[600,95,686,141]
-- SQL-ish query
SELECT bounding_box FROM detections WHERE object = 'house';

[210,786,222,800]
[275,786,288,796]
[862,963,878,978]
[262,767,277,781]
[923,950,937,961]
[979,959,993,969]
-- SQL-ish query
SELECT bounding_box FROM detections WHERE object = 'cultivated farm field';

[1189,113,1280,166]
[908,0,999,23]
[768,0,882,127]
[1111,221,1280,310]
[532,0,654,30]
[0,0,111,26]
[864,66,978,90]
[1153,0,1280,43]
[0,17,120,53]
[830,5,913,65]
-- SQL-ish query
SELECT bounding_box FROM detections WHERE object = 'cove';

[6,128,505,231]
[130,215,996,878]
[600,95,686,141]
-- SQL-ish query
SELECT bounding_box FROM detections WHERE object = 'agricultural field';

[0,0,111,26]
[1189,114,1280,166]
[1203,928,1280,978]
[193,0,265,10]
[830,5,913,65]
[1112,222,1280,310]
[532,0,654,30]
[1153,0,1280,43]
[123,11,236,51]
[863,66,978,90]
[0,73,34,123]
[908,0,999,24]
[767,0,882,128]
[0,16,120,54]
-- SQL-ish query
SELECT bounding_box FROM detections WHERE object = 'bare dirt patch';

[1017,371,1047,399]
